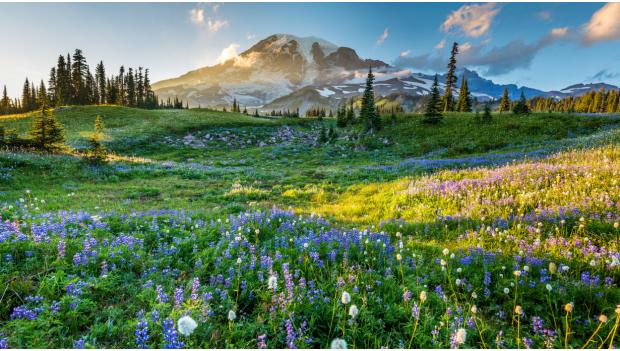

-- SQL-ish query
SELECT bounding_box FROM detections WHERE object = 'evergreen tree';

[21,78,31,112]
[456,75,472,112]
[512,90,530,115]
[359,66,381,132]
[71,49,89,104]
[336,104,347,128]
[499,87,511,113]
[95,61,106,104]
[1,86,10,115]
[423,74,443,124]
[126,68,136,107]
[29,105,65,150]
[482,103,492,123]
[443,42,459,112]
[88,115,106,163]
[48,68,57,106]
[38,80,48,107]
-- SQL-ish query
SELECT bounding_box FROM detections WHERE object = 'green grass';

[1,106,618,221]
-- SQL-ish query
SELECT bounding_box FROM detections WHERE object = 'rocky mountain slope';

[153,34,618,113]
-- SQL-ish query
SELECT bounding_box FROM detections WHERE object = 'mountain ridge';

[153,33,618,112]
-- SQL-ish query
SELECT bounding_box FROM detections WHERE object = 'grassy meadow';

[1,106,620,348]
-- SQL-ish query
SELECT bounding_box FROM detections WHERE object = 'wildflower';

[456,267,462,273]
[471,305,477,314]
[548,262,557,274]
[564,303,573,313]
[135,318,149,348]
[443,248,449,256]
[177,316,198,336]
[73,338,85,349]
[599,314,608,323]
[228,310,236,321]
[341,291,351,305]
[589,259,596,267]
[522,337,533,349]
[403,289,412,302]
[440,259,447,266]
[615,305,620,315]
[349,304,359,319]
[452,328,466,348]
[513,270,521,277]
[515,305,522,315]
[614,222,619,229]
[471,292,477,299]
[504,288,510,294]
[268,275,278,291]
[330,338,347,349]
[257,334,267,349]
[523,265,530,272]
[545,284,552,292]
[420,291,427,303]
[163,319,184,349]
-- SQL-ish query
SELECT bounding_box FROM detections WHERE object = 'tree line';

[0,49,185,115]
[528,87,620,113]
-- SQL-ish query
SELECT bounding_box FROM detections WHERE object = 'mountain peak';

[243,34,339,63]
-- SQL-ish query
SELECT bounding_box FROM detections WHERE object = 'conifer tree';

[443,42,459,112]
[424,74,443,124]
[29,105,65,150]
[95,61,106,104]
[512,90,530,115]
[456,75,472,112]
[1,86,10,115]
[88,115,106,163]
[482,103,492,123]
[499,87,511,113]
[360,66,381,132]
[71,49,88,104]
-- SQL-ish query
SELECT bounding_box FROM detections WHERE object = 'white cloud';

[208,18,229,34]
[246,33,256,40]
[536,11,552,21]
[434,39,446,49]
[399,50,411,57]
[551,27,569,38]
[441,3,500,38]
[582,3,620,45]
[210,3,220,13]
[189,8,205,25]
[376,28,389,45]
[218,43,240,64]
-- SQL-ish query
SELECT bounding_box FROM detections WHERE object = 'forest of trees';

[0,49,184,115]
[528,87,620,113]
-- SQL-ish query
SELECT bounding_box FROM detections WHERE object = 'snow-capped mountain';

[153,34,619,113]
[152,34,388,108]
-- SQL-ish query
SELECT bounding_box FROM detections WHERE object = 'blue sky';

[1,2,620,96]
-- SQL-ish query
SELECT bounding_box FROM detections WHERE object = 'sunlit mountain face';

[153,33,618,114]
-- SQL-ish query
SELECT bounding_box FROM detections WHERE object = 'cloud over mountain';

[582,3,620,45]
[441,3,500,38]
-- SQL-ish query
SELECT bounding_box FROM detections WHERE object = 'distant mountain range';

[152,34,619,113]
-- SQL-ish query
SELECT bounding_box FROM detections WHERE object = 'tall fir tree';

[443,42,459,112]
[499,87,511,113]
[21,78,31,112]
[88,115,106,163]
[359,66,381,132]
[29,105,65,150]
[512,90,530,115]
[424,74,443,124]
[456,75,472,112]
[71,49,89,104]
[95,61,106,104]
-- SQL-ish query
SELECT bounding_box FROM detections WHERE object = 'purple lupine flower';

[73,339,85,349]
[412,302,420,320]
[0,334,8,349]
[135,318,149,349]
[191,278,200,301]
[156,285,168,303]
[57,240,66,259]
[174,287,184,308]
[101,260,108,277]
[257,334,267,349]
[532,316,543,334]
[403,289,412,302]
[162,319,184,349]
[285,319,297,348]
[522,337,533,349]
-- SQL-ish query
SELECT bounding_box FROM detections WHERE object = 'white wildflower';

[177,316,198,336]
[341,291,351,305]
